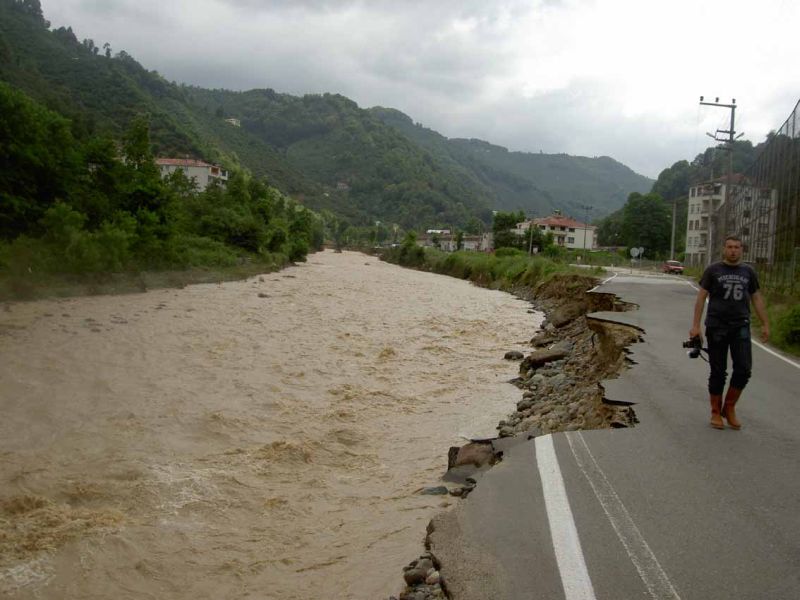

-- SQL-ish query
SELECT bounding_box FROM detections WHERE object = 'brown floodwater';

[0,250,541,599]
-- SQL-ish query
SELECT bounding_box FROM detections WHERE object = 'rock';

[451,442,495,468]
[549,302,586,328]
[403,568,428,586]
[504,350,524,360]
[530,331,557,347]
[416,558,434,572]
[420,486,449,495]
[498,426,514,437]
[426,571,441,585]
[516,398,533,411]
[519,347,569,373]
[257,293,270,298]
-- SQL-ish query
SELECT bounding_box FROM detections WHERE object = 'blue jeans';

[706,326,752,395]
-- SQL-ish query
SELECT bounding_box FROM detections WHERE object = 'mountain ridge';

[1,0,653,229]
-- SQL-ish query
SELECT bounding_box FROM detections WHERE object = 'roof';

[699,173,749,185]
[156,158,216,168]
[532,215,594,229]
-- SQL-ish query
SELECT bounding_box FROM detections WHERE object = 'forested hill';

[369,107,653,219]
[1,0,651,229]
[182,87,496,228]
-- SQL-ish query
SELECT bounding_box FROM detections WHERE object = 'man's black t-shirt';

[700,261,760,328]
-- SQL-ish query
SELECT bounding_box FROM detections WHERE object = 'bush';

[494,247,525,258]
[776,304,800,347]
[167,234,238,267]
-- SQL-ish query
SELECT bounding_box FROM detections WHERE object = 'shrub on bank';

[770,299,800,354]
[382,247,581,292]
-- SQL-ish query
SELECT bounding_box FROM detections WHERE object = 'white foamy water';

[0,250,541,599]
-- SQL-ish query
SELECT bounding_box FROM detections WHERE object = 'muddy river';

[0,250,541,599]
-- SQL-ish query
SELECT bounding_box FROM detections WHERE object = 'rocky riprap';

[388,273,643,600]
[387,551,446,600]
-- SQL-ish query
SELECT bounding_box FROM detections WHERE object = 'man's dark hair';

[724,235,742,244]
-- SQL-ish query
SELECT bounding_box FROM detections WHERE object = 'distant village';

[155,153,777,262]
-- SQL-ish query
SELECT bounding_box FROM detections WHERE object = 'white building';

[516,213,596,250]
[685,180,721,267]
[156,158,229,190]
[685,175,753,267]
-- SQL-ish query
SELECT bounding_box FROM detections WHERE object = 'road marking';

[588,271,618,293]
[535,435,597,600]
[566,432,682,600]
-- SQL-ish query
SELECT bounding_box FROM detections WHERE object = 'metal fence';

[722,98,800,291]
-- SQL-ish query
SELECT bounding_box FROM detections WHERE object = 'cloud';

[40,0,800,178]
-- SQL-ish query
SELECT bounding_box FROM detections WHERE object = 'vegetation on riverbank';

[381,235,597,292]
[0,81,324,301]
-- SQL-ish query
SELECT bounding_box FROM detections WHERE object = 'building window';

[569,228,575,232]
[689,221,694,230]
[567,237,575,243]
[691,188,696,197]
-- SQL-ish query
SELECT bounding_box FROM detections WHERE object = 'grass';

[0,254,292,302]
[383,246,598,294]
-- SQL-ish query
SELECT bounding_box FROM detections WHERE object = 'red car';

[662,260,684,274]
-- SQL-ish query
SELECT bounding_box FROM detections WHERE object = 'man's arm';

[690,288,709,340]
[752,290,770,342]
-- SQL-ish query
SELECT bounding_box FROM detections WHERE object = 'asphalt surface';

[430,271,800,600]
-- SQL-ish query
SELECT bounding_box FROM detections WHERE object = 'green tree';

[0,82,81,239]
[492,210,525,250]
[620,192,671,257]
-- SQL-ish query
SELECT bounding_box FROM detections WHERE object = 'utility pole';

[527,213,536,255]
[699,96,743,265]
[670,200,677,260]
[580,204,593,261]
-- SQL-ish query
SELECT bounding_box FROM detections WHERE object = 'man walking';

[689,236,770,429]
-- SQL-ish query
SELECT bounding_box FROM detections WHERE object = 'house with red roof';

[516,211,596,250]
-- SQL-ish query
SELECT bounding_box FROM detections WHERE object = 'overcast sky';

[41,0,800,178]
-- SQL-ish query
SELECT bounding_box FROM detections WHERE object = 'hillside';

[1,0,653,230]
[369,107,653,220]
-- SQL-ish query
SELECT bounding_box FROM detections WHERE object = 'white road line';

[587,271,618,293]
[566,432,682,600]
[535,435,597,600]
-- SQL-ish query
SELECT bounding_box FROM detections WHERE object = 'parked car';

[662,260,684,274]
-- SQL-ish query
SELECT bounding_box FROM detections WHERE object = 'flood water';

[0,250,541,599]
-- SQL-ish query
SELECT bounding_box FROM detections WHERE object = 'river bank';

[387,268,643,600]
[0,256,292,302]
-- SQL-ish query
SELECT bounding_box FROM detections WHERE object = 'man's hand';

[691,288,709,344]
[752,291,770,344]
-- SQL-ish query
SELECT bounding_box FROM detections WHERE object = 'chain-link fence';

[722,99,800,291]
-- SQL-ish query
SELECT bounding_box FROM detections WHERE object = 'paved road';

[430,272,800,600]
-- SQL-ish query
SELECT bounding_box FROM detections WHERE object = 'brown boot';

[722,387,743,430]
[710,394,724,429]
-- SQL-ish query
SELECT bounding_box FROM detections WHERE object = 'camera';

[682,335,703,359]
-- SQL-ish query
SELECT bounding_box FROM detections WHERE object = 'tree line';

[0,82,323,278]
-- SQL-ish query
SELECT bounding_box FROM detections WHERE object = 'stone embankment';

[389,273,642,600]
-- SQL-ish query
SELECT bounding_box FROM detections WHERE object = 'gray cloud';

[40,0,800,178]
